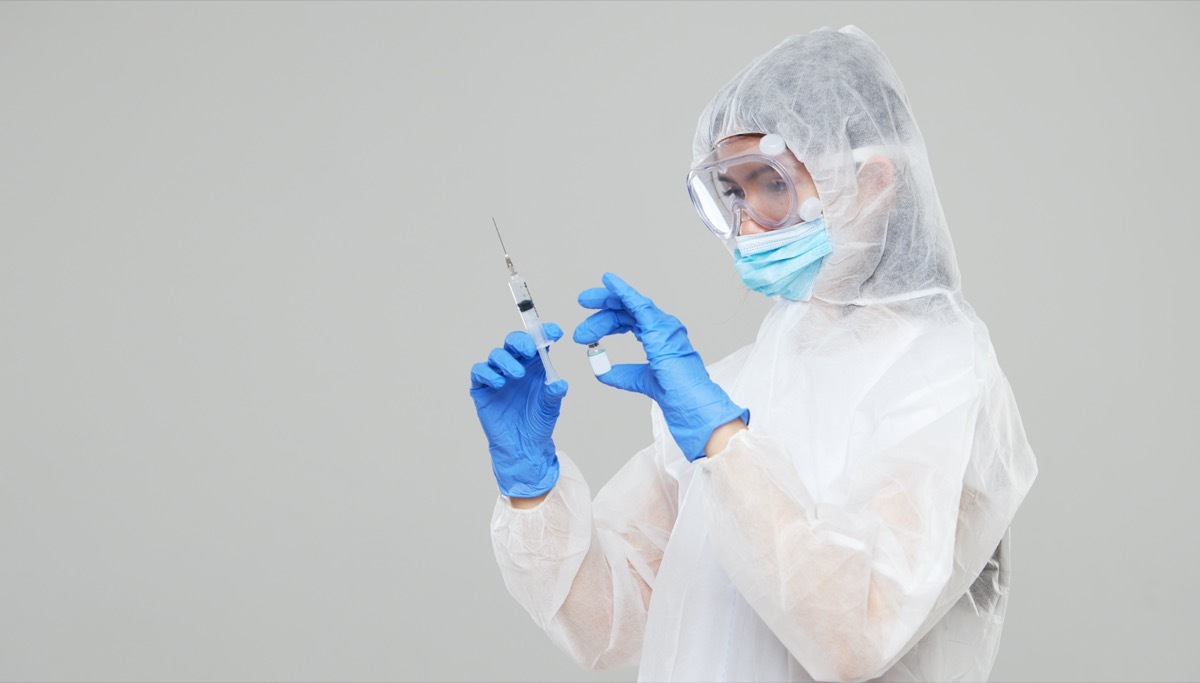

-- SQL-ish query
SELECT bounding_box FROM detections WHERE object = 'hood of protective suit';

[694,25,959,306]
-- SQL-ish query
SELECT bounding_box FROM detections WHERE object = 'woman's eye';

[769,180,788,193]
[721,187,744,199]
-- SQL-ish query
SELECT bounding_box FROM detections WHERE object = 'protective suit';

[489,26,1037,682]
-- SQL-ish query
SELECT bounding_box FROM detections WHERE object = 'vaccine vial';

[587,342,611,376]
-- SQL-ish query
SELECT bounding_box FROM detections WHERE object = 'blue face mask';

[733,217,833,301]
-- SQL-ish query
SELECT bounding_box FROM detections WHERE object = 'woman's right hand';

[573,273,748,462]
[469,324,568,499]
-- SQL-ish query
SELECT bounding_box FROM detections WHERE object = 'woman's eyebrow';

[717,164,775,186]
[744,164,776,182]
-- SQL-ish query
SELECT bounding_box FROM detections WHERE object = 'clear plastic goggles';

[687,134,818,240]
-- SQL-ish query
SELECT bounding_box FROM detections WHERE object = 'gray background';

[1,1,1195,681]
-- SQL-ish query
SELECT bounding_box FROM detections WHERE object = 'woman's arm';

[509,492,548,509]
[700,366,994,682]
[491,444,677,671]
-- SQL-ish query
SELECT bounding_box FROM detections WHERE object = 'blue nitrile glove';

[573,273,749,462]
[469,324,568,498]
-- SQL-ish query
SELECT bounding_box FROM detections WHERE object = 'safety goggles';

[687,134,819,240]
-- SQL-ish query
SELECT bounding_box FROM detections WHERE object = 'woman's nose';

[738,215,769,236]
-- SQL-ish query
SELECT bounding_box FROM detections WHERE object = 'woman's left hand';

[573,272,749,461]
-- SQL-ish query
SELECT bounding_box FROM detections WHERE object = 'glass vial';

[587,342,611,376]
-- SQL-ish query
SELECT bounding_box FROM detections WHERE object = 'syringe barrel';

[537,345,562,384]
[522,309,552,349]
[508,274,560,383]
[508,275,534,311]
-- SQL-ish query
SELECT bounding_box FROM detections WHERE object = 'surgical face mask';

[733,217,833,301]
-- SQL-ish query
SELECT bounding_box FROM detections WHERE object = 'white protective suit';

[490,26,1038,682]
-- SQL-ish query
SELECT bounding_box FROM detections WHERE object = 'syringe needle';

[492,217,516,275]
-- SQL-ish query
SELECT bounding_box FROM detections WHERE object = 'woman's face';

[714,135,821,236]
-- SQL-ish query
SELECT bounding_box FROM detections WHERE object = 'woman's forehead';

[713,134,810,181]
[715,135,763,159]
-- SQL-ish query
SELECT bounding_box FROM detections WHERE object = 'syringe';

[492,218,562,385]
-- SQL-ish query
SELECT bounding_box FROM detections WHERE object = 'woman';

[470,26,1037,682]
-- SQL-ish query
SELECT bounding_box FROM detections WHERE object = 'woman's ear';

[857,155,894,196]
[853,155,895,216]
